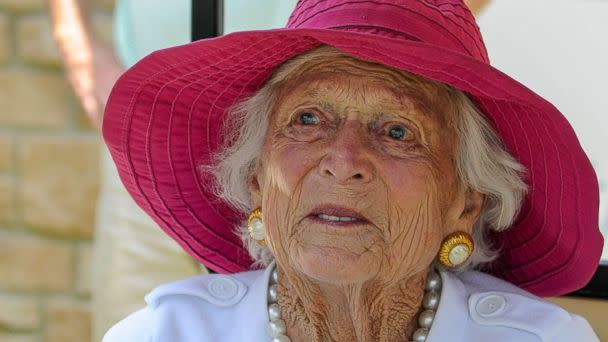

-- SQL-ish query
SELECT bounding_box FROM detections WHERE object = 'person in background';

[49,1,202,340]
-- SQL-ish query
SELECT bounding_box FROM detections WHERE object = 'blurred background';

[0,1,112,342]
[0,0,606,341]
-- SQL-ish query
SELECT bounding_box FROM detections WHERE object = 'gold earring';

[247,208,265,245]
[438,231,474,268]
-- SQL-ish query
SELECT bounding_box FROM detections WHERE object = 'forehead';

[279,55,415,97]
[299,74,409,103]
[274,56,454,124]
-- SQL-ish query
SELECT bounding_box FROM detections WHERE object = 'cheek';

[383,159,443,211]
[383,196,442,273]
[380,161,447,265]
[258,141,323,254]
[385,149,458,220]
[267,139,324,194]
[261,188,290,259]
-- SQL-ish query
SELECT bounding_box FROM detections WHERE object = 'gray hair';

[205,46,527,271]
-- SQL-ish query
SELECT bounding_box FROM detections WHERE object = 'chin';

[293,244,378,285]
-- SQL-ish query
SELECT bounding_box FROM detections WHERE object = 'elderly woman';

[102,0,602,341]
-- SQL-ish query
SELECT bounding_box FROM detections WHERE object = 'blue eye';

[297,112,320,125]
[388,125,410,140]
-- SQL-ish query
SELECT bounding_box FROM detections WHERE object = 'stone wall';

[0,1,113,341]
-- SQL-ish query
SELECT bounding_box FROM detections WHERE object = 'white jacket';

[103,264,599,341]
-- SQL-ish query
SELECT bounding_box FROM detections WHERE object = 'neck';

[277,268,427,342]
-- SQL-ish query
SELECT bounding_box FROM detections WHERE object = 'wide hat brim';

[103,27,603,297]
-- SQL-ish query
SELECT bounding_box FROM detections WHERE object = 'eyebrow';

[298,82,426,123]
[300,88,338,114]
[318,101,337,116]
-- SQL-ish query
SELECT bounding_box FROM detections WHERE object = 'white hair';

[204,46,527,271]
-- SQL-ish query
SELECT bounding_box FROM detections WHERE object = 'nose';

[318,121,374,184]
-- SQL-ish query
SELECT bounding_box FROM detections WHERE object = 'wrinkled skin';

[249,55,485,341]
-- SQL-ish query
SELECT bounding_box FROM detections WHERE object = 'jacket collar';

[238,262,276,340]
[243,264,468,341]
[427,269,468,341]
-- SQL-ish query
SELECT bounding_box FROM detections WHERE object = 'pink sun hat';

[102,0,603,297]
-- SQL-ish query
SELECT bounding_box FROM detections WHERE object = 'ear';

[452,188,486,235]
[248,171,263,210]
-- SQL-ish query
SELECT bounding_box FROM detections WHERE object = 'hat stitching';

[499,104,545,255]
[121,62,275,272]
[498,104,570,278]
[511,177,580,293]
[433,0,478,28]
[202,38,311,154]
[115,39,265,174]
[506,103,571,257]
[497,100,537,231]
[327,36,509,100]
[419,0,488,61]
[156,58,272,237]
[514,102,541,225]
[478,99,535,255]
[525,152,586,291]
[520,105,580,258]
[292,0,478,59]
[328,25,422,41]
[290,0,487,61]
[129,34,288,99]
[163,38,312,271]
[484,100,544,252]
[112,36,317,272]
[196,40,309,212]
[150,40,297,247]
[129,31,523,107]
[324,30,531,104]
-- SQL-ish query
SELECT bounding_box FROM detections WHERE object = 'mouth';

[307,205,370,227]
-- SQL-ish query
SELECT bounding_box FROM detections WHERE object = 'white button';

[208,277,238,300]
[475,294,506,317]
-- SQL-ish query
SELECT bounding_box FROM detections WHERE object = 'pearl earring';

[438,231,474,268]
[247,208,265,245]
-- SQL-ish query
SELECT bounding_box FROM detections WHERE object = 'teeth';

[318,214,358,222]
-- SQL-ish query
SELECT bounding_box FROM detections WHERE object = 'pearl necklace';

[266,266,443,342]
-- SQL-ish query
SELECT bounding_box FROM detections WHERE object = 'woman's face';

[251,55,483,285]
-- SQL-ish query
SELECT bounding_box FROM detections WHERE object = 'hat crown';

[287,0,489,63]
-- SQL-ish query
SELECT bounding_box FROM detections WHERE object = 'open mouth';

[308,205,370,226]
